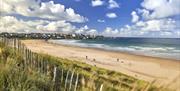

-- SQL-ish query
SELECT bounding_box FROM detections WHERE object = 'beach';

[22,40,180,89]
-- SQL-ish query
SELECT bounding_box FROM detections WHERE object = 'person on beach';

[93,58,96,61]
[117,58,119,62]
[86,56,88,59]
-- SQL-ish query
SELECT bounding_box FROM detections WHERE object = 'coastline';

[22,39,180,89]
[48,40,180,69]
[49,39,180,61]
[50,40,180,61]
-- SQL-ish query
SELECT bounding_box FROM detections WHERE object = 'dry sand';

[22,40,180,89]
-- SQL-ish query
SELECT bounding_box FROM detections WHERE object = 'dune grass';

[0,41,172,91]
[0,43,54,91]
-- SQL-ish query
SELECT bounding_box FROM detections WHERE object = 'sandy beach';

[22,40,180,89]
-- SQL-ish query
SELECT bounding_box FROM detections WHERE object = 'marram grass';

[0,42,172,91]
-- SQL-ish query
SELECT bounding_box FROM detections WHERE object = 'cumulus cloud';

[0,0,93,34]
[176,31,180,36]
[102,27,119,36]
[36,20,76,33]
[0,0,87,23]
[140,19,176,31]
[0,15,98,35]
[140,19,176,32]
[140,0,180,19]
[75,25,89,34]
[0,16,41,33]
[0,15,78,33]
[114,0,180,38]
[131,11,139,23]
[77,25,98,35]
[91,0,104,7]
[108,0,120,9]
[106,13,117,18]
[86,29,98,35]
[103,0,180,37]
[101,18,179,37]
[97,19,105,23]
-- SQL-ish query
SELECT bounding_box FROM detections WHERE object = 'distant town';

[0,32,104,40]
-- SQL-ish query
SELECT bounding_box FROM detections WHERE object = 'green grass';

[0,41,172,91]
[0,63,53,91]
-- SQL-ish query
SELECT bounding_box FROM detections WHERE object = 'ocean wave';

[129,46,177,52]
[49,39,180,60]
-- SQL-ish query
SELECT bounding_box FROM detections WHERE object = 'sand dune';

[22,40,180,89]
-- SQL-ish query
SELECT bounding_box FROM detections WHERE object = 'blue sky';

[44,0,142,31]
[0,0,180,38]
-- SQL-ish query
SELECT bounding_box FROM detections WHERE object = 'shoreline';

[48,40,180,70]
[49,40,180,61]
[48,39,180,61]
[22,39,180,88]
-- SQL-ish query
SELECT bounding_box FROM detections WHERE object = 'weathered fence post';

[53,66,57,82]
[65,70,70,90]
[13,38,16,51]
[99,84,103,91]
[44,60,47,75]
[69,71,75,91]
[46,62,51,78]
[74,73,79,91]
[61,69,64,83]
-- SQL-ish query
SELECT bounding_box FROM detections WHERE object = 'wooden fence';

[0,37,155,91]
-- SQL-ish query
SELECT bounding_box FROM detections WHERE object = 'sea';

[49,38,180,60]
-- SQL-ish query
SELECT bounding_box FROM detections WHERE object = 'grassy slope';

[0,42,171,91]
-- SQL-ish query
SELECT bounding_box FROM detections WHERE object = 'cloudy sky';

[0,0,180,38]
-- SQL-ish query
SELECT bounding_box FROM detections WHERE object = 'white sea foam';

[49,39,180,60]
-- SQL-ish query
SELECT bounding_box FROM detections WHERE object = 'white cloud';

[0,15,79,33]
[140,19,176,31]
[137,9,150,20]
[0,16,44,33]
[86,29,98,35]
[91,0,104,7]
[176,31,180,36]
[106,13,117,18]
[160,31,172,36]
[0,0,87,23]
[0,0,94,34]
[140,0,180,19]
[121,0,180,37]
[75,25,89,34]
[36,20,76,33]
[0,15,98,35]
[101,18,179,37]
[108,0,120,9]
[97,19,105,23]
[83,25,89,30]
[131,11,139,23]
[102,27,119,36]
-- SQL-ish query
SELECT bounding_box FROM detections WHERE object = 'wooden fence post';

[53,66,57,82]
[44,60,47,75]
[61,69,64,83]
[74,73,79,91]
[40,57,44,73]
[69,71,75,91]
[99,84,103,91]
[65,70,70,90]
[46,62,51,78]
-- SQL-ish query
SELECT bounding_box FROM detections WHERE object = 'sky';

[0,0,180,38]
